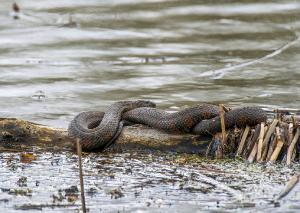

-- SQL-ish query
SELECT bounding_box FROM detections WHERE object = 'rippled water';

[0,0,299,127]
[0,0,299,212]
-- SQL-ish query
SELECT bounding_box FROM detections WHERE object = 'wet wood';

[247,125,264,163]
[269,127,284,163]
[260,119,278,162]
[219,104,227,146]
[286,128,300,166]
[0,118,211,154]
[243,125,259,158]
[248,141,258,163]
[287,123,294,145]
[0,117,298,164]
[236,126,250,157]
[242,129,254,158]
[256,122,266,161]
[214,133,224,159]
[266,134,277,161]
[276,174,300,200]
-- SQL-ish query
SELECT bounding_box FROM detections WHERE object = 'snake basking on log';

[68,100,267,151]
[68,100,156,151]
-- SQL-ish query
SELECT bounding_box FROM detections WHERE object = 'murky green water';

[0,0,299,212]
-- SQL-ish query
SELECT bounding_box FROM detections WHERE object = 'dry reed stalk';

[244,125,261,158]
[266,134,277,161]
[248,142,258,163]
[288,123,294,144]
[76,139,87,213]
[242,129,255,158]
[269,127,284,163]
[257,122,266,162]
[248,125,263,163]
[236,126,250,157]
[286,128,300,166]
[214,133,224,159]
[291,115,296,127]
[219,104,227,146]
[259,119,278,162]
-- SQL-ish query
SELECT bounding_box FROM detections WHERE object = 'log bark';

[0,118,211,154]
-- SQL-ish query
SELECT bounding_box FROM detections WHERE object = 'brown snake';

[68,100,267,151]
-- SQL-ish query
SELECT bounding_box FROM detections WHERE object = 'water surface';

[0,0,299,127]
[0,0,299,212]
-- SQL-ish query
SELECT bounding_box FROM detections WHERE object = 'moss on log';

[0,118,211,154]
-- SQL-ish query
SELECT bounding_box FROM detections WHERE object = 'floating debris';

[16,177,27,187]
[31,90,46,101]
[106,187,124,199]
[276,174,299,200]
[8,188,32,197]
[20,152,36,163]
[11,2,20,20]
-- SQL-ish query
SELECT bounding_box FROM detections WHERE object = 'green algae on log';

[0,118,210,154]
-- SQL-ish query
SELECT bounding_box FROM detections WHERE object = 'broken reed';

[246,119,299,165]
[209,110,300,165]
[76,139,87,213]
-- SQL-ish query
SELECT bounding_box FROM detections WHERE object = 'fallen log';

[0,118,211,154]
[1,116,299,164]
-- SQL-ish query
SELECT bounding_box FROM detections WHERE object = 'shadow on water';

[0,0,299,212]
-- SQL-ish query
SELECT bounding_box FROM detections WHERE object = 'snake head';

[136,100,156,108]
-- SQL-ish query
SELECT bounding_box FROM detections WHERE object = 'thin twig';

[76,139,87,213]
[219,104,226,145]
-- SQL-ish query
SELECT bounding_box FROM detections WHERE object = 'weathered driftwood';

[0,118,211,154]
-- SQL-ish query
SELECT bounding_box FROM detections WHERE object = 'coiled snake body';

[68,100,155,151]
[68,100,267,151]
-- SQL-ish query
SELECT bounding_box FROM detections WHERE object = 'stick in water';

[219,104,226,145]
[76,139,87,213]
[276,174,299,200]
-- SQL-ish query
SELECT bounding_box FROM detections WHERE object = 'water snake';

[68,100,156,151]
[68,101,267,151]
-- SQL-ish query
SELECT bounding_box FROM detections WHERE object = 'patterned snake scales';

[68,100,267,151]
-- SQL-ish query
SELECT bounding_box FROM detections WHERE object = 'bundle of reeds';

[207,107,300,166]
